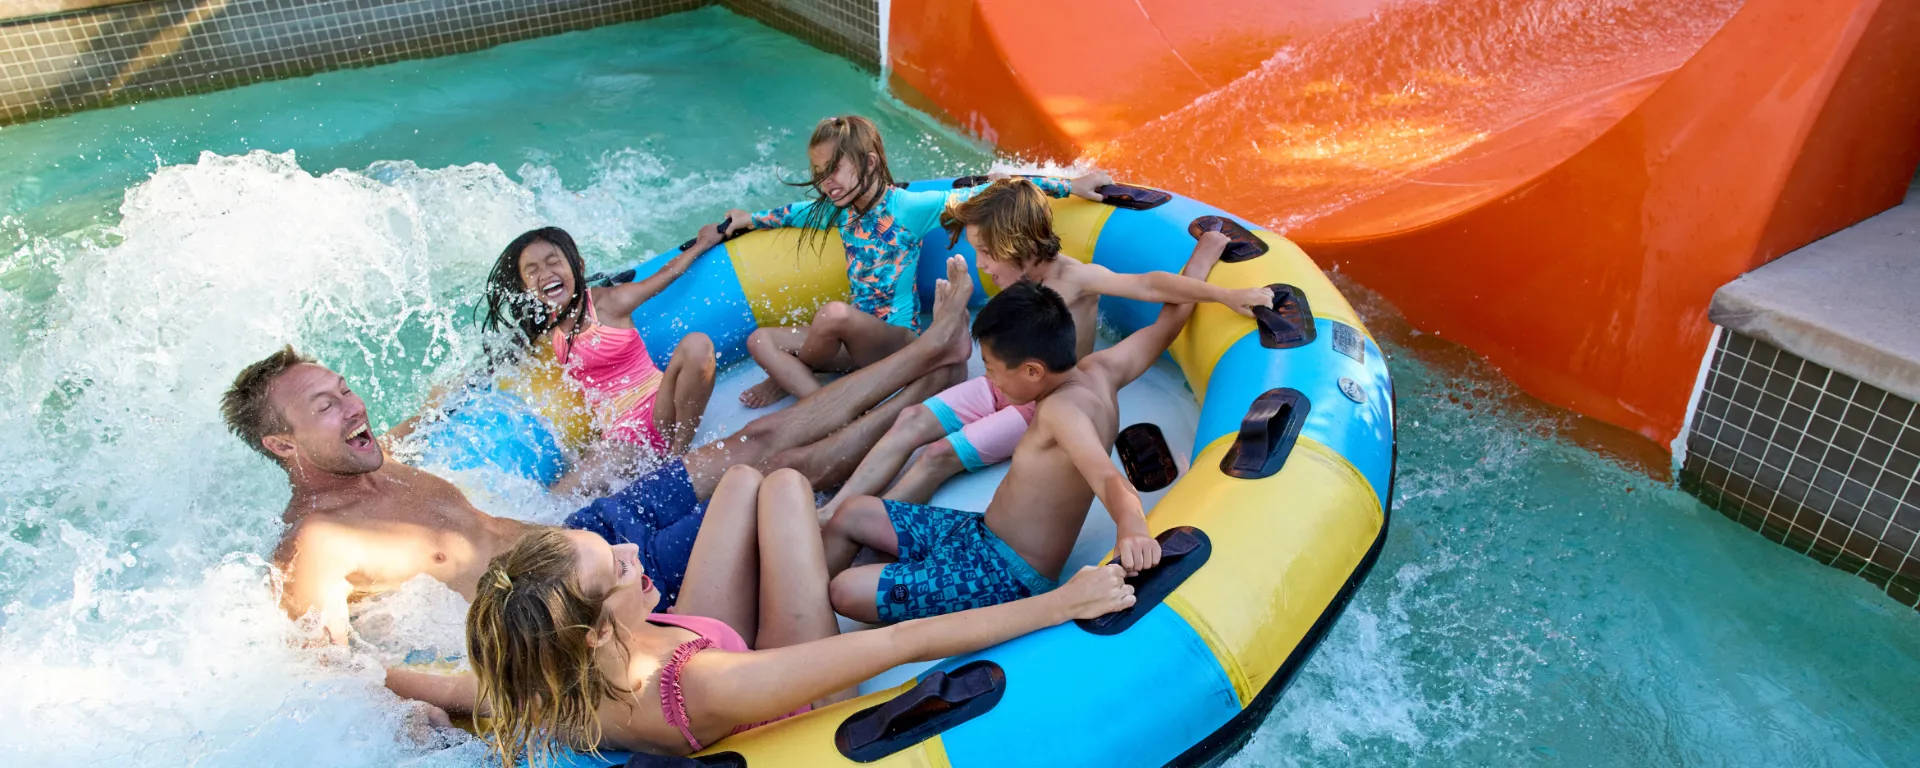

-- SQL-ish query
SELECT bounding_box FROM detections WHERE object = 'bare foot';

[925,255,976,366]
[739,378,787,409]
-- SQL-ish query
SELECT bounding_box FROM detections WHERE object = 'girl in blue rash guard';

[723,115,1112,408]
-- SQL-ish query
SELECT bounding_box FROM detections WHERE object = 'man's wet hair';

[972,280,1077,373]
[222,345,314,461]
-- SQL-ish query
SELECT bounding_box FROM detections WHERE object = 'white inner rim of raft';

[695,321,1202,694]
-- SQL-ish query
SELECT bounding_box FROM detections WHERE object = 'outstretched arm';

[1041,402,1159,574]
[595,221,728,319]
[1087,231,1232,386]
[386,668,482,715]
[683,565,1135,731]
[723,199,819,236]
[1073,261,1273,318]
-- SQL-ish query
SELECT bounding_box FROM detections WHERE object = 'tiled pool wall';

[0,0,882,125]
[1680,331,1920,607]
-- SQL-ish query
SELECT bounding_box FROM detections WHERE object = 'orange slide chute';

[888,0,1920,445]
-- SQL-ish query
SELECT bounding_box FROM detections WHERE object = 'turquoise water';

[0,6,1914,767]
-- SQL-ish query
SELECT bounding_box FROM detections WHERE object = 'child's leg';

[740,326,812,409]
[884,404,1031,504]
[743,303,914,409]
[817,403,949,522]
[812,303,917,368]
[879,441,965,505]
[829,563,889,624]
[821,495,903,576]
[653,332,716,454]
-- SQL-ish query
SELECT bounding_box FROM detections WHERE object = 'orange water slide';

[887,0,1920,445]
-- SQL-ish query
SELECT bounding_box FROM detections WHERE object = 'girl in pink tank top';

[482,225,723,494]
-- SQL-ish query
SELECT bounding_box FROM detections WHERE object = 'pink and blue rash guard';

[746,177,1074,328]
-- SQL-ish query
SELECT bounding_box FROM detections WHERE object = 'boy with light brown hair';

[818,178,1272,518]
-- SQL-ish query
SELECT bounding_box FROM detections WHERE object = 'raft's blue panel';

[911,179,992,309]
[621,242,758,368]
[1194,321,1395,505]
[1086,194,1255,337]
[937,606,1239,768]
[417,389,566,487]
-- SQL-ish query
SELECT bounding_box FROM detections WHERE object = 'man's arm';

[1039,402,1160,574]
[386,668,481,715]
[276,530,355,646]
[1086,231,1232,387]
[1071,260,1272,317]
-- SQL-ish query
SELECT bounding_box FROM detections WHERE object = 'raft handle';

[1189,215,1269,262]
[1096,183,1172,210]
[1254,283,1316,349]
[1076,527,1212,636]
[1221,388,1311,480]
[622,751,746,767]
[948,177,1171,210]
[590,216,736,287]
[835,660,1006,762]
[1116,423,1180,493]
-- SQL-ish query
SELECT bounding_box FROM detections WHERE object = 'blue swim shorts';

[873,500,1057,624]
[563,459,705,610]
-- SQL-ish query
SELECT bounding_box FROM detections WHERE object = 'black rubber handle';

[1097,183,1172,210]
[1254,283,1316,349]
[1116,422,1179,493]
[1189,215,1269,262]
[1220,388,1311,480]
[836,661,1006,762]
[1076,527,1212,635]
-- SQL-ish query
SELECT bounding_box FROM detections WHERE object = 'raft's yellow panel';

[1048,196,1114,266]
[1170,233,1373,404]
[727,228,852,328]
[701,682,952,767]
[1147,436,1383,705]
[495,349,594,452]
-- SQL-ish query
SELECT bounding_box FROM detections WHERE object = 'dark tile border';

[722,0,877,69]
[1,0,709,125]
[1682,329,1920,608]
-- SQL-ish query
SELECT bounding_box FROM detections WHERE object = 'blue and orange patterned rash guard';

[746,177,1075,328]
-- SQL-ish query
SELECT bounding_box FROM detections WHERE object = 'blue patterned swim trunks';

[873,500,1057,624]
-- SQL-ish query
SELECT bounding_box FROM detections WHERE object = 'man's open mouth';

[346,425,374,450]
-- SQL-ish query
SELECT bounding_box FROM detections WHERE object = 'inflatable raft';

[419,178,1397,767]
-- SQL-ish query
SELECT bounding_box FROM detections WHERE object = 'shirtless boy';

[819,179,1269,518]
[224,257,975,649]
[821,230,1232,623]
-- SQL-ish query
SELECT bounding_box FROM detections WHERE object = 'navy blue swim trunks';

[564,459,705,610]
[873,500,1057,624]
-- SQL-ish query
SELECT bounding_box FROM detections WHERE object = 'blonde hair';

[467,527,629,767]
[941,178,1062,269]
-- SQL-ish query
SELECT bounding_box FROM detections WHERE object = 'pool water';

[0,6,1913,767]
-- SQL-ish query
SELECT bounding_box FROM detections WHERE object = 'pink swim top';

[551,292,668,451]
[650,613,810,752]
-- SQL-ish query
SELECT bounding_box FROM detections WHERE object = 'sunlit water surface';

[0,6,1913,768]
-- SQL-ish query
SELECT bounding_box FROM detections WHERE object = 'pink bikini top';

[650,613,810,752]
[552,292,663,419]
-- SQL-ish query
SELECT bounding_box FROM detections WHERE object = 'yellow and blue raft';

[420,178,1397,767]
